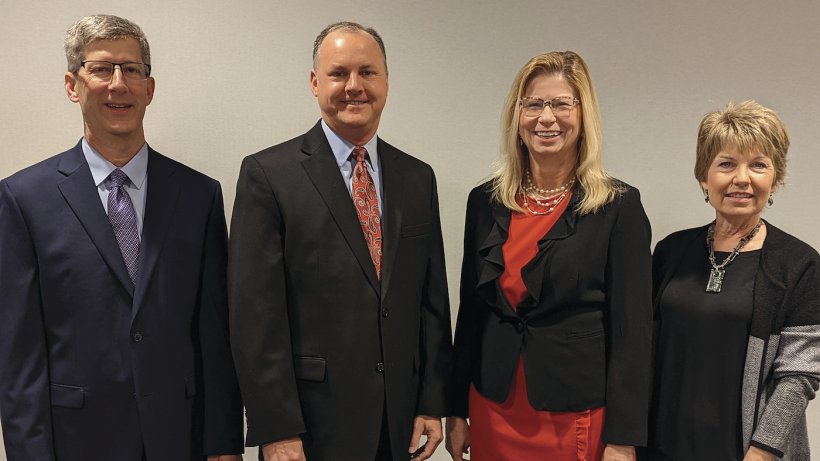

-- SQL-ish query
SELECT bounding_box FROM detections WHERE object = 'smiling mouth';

[344,100,367,105]
[535,131,561,138]
[726,192,754,198]
[106,104,132,109]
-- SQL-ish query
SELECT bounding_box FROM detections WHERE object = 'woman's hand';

[743,446,776,461]
[444,416,471,461]
[601,444,635,461]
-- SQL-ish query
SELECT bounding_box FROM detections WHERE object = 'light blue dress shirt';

[321,120,383,215]
[82,138,148,239]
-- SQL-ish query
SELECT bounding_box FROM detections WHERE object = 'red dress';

[468,194,606,461]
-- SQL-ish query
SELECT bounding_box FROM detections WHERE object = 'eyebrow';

[715,153,771,162]
[328,63,374,69]
[523,95,575,99]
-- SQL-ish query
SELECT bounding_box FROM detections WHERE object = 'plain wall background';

[2,1,818,459]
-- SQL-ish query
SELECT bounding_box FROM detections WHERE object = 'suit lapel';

[57,142,134,297]
[377,140,404,298]
[132,148,180,319]
[300,122,380,292]
[476,200,513,314]
[522,186,581,304]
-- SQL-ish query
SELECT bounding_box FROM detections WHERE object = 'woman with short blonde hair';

[644,101,819,461]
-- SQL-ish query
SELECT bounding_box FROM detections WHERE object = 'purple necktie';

[107,169,140,284]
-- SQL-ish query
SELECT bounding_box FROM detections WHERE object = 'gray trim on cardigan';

[653,221,820,460]
[747,325,820,460]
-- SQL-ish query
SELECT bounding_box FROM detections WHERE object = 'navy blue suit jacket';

[0,142,243,460]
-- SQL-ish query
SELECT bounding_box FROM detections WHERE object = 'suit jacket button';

[376,362,385,372]
[132,332,143,342]
[381,308,389,318]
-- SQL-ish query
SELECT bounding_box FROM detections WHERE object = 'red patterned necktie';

[351,146,382,278]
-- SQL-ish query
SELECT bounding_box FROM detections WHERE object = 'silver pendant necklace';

[705,220,762,293]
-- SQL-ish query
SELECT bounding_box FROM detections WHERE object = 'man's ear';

[145,76,156,106]
[309,69,318,97]
[65,72,80,102]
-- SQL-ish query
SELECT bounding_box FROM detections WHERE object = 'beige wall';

[2,1,819,459]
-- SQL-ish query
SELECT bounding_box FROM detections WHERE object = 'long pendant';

[706,267,725,293]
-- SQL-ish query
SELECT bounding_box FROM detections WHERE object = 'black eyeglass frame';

[80,60,152,79]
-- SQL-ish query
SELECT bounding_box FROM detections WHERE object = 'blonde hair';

[490,51,619,215]
[695,100,789,188]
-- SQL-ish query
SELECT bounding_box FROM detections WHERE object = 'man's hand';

[208,456,243,461]
[262,437,306,461]
[601,444,634,461]
[444,416,470,461]
[409,415,442,460]
[743,446,777,461]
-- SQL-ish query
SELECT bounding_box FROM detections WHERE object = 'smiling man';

[0,15,243,461]
[229,21,453,461]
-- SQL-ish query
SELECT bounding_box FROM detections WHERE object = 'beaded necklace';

[705,220,762,293]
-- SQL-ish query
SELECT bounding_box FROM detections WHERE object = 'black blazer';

[0,142,244,460]
[228,121,453,461]
[451,181,653,446]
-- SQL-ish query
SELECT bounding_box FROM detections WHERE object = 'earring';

[703,190,709,203]
[768,194,774,206]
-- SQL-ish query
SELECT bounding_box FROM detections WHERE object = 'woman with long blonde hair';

[446,51,652,461]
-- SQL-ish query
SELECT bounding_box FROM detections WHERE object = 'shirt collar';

[82,138,148,189]
[320,119,379,169]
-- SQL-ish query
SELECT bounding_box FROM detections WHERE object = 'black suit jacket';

[0,142,243,461]
[451,181,652,446]
[228,121,453,461]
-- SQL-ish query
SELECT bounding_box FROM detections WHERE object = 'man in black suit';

[0,15,243,460]
[229,21,452,461]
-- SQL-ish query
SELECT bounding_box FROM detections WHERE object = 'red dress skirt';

[468,194,606,461]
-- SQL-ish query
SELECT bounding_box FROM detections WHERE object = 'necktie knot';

[109,169,130,189]
[352,146,369,164]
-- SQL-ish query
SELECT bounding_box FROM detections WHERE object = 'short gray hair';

[64,14,151,74]
[312,21,386,72]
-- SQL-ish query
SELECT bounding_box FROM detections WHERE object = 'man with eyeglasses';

[0,14,243,461]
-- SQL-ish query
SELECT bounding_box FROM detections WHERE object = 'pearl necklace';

[525,169,575,196]
[522,177,575,215]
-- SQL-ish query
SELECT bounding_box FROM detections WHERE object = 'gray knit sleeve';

[750,325,820,456]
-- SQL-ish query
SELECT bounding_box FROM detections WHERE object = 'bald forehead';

[315,30,386,68]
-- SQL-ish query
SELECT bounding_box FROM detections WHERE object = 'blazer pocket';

[294,356,327,383]
[50,383,85,409]
[400,222,431,239]
[184,377,197,399]
[565,327,605,342]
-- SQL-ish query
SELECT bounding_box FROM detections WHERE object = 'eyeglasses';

[80,61,152,82]
[519,97,580,117]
